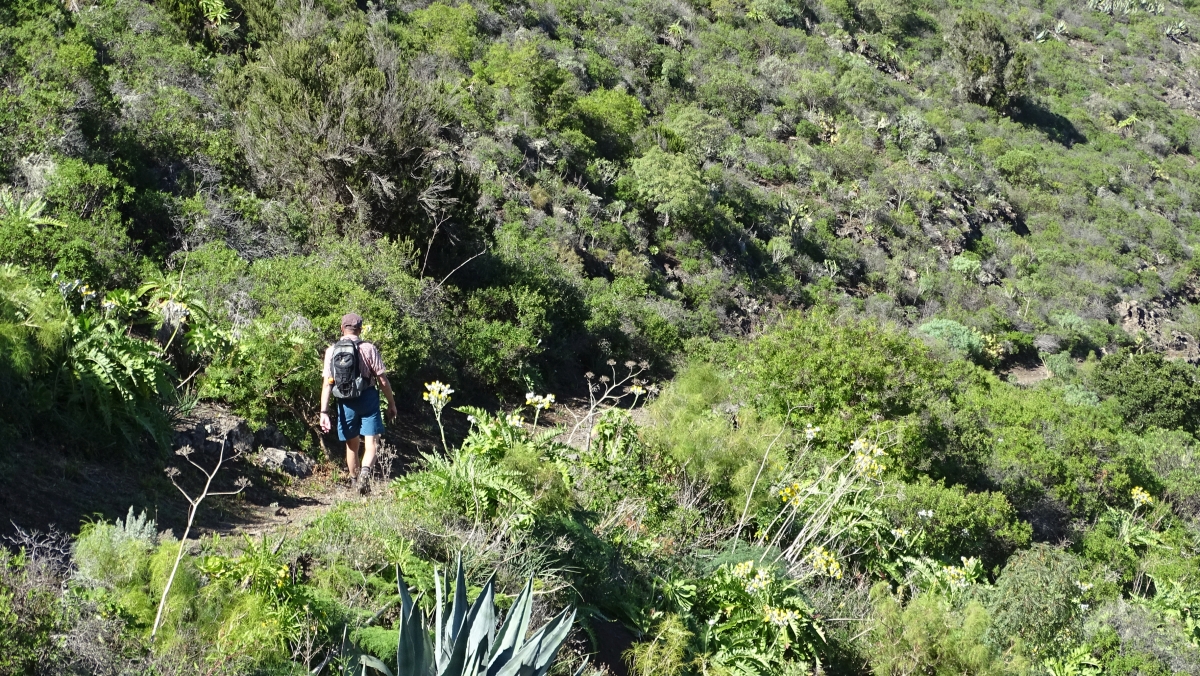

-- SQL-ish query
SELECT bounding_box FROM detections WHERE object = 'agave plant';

[356,558,584,676]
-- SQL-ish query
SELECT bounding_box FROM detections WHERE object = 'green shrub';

[572,88,646,160]
[625,147,707,227]
[986,544,1086,658]
[73,508,157,590]
[645,364,790,514]
[945,10,1027,109]
[1092,350,1200,434]
[232,9,438,243]
[918,318,985,359]
[720,311,985,482]
[881,478,1032,566]
[867,582,1029,675]
[0,549,66,674]
[953,381,1157,519]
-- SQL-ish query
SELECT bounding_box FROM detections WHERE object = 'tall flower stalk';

[525,391,555,428]
[423,381,454,450]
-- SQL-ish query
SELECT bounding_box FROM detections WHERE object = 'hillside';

[6,0,1200,673]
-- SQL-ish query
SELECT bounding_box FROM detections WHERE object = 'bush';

[881,478,1032,566]
[719,311,985,481]
[0,549,65,674]
[645,363,790,514]
[232,7,439,243]
[74,508,157,590]
[918,318,986,360]
[945,10,1027,109]
[1092,350,1200,434]
[986,544,1086,658]
[866,582,1029,675]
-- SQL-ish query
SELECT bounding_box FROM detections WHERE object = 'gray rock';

[258,447,315,478]
[172,405,253,456]
[254,424,291,450]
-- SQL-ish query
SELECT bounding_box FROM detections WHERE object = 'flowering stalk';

[423,381,454,450]
[525,392,555,428]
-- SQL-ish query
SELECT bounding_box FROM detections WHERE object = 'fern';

[61,315,174,446]
[395,447,533,525]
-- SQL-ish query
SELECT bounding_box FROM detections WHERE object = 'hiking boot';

[357,468,371,496]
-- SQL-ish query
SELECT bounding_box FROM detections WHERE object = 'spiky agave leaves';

[360,556,583,676]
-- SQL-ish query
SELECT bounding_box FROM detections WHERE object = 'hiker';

[319,313,398,495]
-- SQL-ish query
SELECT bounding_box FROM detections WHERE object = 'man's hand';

[386,402,398,422]
[320,412,331,434]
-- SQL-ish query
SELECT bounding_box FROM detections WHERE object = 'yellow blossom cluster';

[525,392,556,410]
[778,481,807,507]
[943,565,968,588]
[744,568,772,594]
[851,438,886,479]
[1131,486,1153,509]
[981,333,1005,362]
[732,560,754,579]
[422,381,454,412]
[762,605,801,627]
[808,546,843,580]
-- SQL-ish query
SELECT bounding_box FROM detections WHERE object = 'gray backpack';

[330,338,368,399]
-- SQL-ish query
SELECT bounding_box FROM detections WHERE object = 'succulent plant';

[355,558,584,676]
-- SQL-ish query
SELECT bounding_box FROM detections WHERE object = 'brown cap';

[340,313,363,330]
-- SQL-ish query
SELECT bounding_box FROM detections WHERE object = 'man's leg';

[361,434,378,474]
[345,436,361,477]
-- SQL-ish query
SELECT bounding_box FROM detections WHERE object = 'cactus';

[355,557,584,676]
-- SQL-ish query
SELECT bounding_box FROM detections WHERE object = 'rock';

[258,447,315,478]
[254,424,291,450]
[172,404,253,457]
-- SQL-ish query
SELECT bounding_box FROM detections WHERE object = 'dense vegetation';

[7,0,1200,672]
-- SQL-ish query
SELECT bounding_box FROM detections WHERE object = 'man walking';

[319,313,398,495]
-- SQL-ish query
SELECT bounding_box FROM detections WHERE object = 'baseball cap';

[340,313,363,329]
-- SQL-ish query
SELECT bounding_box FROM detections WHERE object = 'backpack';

[329,338,369,399]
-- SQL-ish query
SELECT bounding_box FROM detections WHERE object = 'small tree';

[946,10,1029,110]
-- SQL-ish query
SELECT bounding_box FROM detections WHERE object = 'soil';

[1001,362,1051,386]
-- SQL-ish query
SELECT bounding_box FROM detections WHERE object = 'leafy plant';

[0,188,68,232]
[355,559,582,676]
[395,446,534,529]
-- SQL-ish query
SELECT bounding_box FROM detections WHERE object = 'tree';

[1092,351,1200,433]
[625,147,706,230]
[945,10,1028,110]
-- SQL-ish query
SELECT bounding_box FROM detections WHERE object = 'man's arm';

[319,378,333,433]
[378,374,398,421]
[319,346,333,433]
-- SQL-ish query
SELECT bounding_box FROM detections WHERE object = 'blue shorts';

[335,387,384,441]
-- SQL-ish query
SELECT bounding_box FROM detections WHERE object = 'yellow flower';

[778,481,806,506]
[525,393,556,410]
[762,605,800,627]
[745,567,771,594]
[423,381,454,412]
[808,546,843,580]
[1131,486,1153,509]
[851,438,886,479]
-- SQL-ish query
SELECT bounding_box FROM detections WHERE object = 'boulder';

[172,405,254,457]
[254,424,292,451]
[258,448,315,478]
